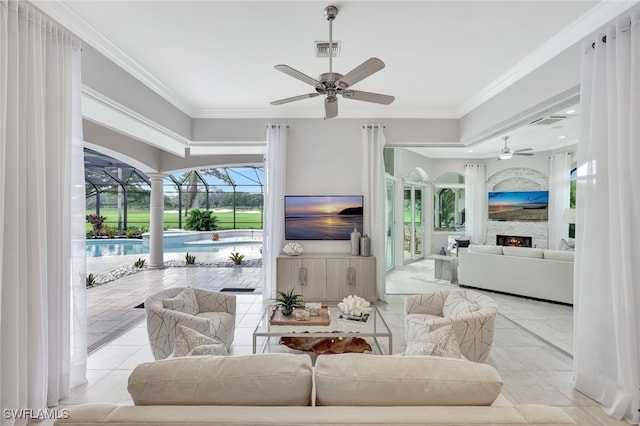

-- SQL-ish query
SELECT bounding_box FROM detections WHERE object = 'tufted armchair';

[145,287,236,360]
[404,289,497,363]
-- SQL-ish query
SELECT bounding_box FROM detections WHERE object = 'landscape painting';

[285,195,364,240]
[488,191,549,221]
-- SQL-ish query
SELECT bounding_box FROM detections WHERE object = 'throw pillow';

[560,238,576,252]
[404,340,436,356]
[188,344,229,356]
[172,325,225,357]
[406,325,465,359]
[442,290,477,317]
[162,287,199,316]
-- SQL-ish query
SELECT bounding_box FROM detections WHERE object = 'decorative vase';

[360,234,371,257]
[439,246,447,256]
[350,226,361,256]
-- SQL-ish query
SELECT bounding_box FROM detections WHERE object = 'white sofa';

[458,245,574,304]
[56,353,576,425]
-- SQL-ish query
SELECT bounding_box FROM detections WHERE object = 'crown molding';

[32,0,194,116]
[458,0,640,117]
[82,86,190,157]
[192,106,459,119]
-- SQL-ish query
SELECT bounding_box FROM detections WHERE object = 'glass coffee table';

[253,304,392,355]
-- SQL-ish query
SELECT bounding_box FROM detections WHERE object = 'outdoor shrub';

[86,213,107,237]
[103,225,117,238]
[134,258,146,268]
[185,253,196,265]
[86,273,96,287]
[229,252,245,265]
[184,209,218,231]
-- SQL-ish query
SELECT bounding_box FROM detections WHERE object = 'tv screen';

[285,195,364,240]
[488,191,549,221]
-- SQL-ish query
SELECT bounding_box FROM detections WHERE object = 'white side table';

[428,254,458,284]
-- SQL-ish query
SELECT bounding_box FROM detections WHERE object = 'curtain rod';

[266,124,289,128]
[361,125,386,129]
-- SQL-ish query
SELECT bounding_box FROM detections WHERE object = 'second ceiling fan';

[270,5,394,119]
[498,136,534,160]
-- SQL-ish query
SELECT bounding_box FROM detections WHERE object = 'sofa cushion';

[128,354,313,406]
[171,325,227,357]
[502,246,543,259]
[162,286,199,315]
[405,325,465,359]
[468,244,503,255]
[315,354,502,406]
[543,249,575,262]
[443,290,478,317]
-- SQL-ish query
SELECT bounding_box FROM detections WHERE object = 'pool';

[86,239,261,258]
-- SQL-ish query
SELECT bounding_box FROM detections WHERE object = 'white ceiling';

[35,0,637,157]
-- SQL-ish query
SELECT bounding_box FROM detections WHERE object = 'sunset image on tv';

[285,196,363,240]
[488,191,549,221]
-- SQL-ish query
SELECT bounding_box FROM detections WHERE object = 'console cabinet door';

[326,257,376,301]
[276,257,326,300]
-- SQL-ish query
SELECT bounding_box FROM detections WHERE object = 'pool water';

[86,239,261,258]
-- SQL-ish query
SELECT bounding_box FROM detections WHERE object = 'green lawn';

[86,208,263,233]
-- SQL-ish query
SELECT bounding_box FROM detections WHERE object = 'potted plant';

[275,288,304,316]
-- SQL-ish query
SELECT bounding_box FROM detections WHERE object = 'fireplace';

[496,235,532,247]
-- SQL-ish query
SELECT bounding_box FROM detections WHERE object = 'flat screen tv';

[285,195,364,240]
[488,190,549,221]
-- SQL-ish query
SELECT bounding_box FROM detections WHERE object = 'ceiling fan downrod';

[324,5,338,75]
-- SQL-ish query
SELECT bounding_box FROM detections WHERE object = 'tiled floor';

[60,257,627,425]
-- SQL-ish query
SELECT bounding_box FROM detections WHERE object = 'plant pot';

[280,306,294,316]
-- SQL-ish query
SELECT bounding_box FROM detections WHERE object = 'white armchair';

[405,289,497,363]
[145,287,236,360]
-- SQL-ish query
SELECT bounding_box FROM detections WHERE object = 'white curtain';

[361,124,386,301]
[464,164,486,244]
[0,0,86,419]
[548,152,572,250]
[262,124,287,299]
[574,11,640,424]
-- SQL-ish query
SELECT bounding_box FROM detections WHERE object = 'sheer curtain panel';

[464,164,486,244]
[574,10,640,424]
[0,1,86,420]
[262,124,288,299]
[361,124,386,301]
[547,152,572,250]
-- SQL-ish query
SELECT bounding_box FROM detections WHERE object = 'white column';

[148,173,166,269]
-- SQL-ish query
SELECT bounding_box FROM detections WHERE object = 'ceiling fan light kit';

[270,5,395,119]
[497,136,534,160]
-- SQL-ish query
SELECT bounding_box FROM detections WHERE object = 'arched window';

[434,172,465,231]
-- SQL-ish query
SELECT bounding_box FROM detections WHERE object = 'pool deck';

[86,244,263,353]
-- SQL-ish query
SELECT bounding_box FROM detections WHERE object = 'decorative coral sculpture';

[282,242,304,256]
[338,295,372,317]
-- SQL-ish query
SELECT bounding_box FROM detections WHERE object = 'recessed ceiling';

[34,0,640,159]
[38,0,604,120]
[408,104,581,159]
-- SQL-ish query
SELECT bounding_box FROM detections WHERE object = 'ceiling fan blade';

[274,65,320,87]
[342,90,395,105]
[337,58,385,88]
[513,152,534,156]
[514,147,533,153]
[325,96,338,119]
[270,93,319,105]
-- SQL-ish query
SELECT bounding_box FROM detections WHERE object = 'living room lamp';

[498,152,513,160]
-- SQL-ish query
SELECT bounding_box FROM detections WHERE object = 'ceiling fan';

[497,136,534,160]
[270,5,394,119]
